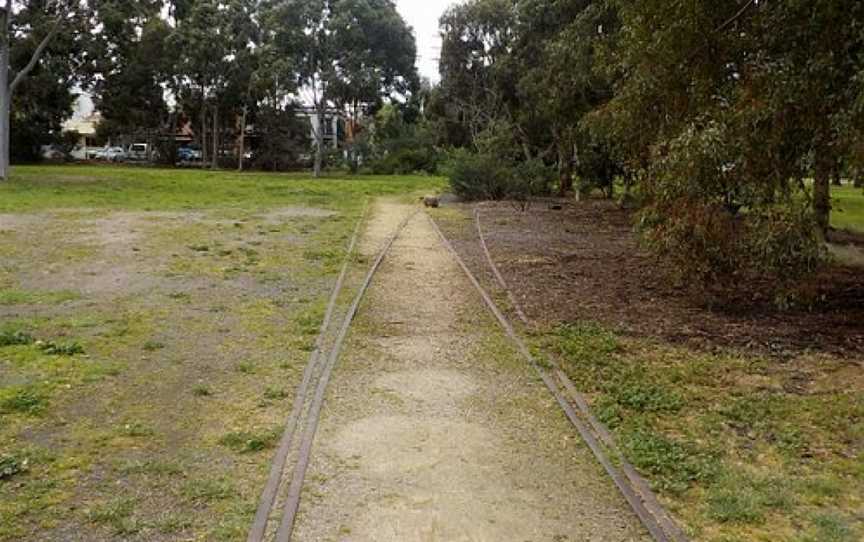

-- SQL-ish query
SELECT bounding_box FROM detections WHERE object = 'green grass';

[0,165,443,212]
[832,184,864,233]
[0,289,80,306]
[0,165,440,541]
[543,323,864,541]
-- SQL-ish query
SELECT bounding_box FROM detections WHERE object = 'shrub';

[637,121,827,304]
[640,197,827,303]
[445,149,552,202]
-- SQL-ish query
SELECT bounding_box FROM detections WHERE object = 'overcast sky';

[396,0,457,83]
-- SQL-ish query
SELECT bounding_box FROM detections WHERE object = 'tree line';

[431,0,864,299]
[0,0,418,177]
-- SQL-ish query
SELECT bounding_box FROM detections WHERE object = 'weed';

[119,422,154,438]
[118,459,183,476]
[0,386,47,415]
[37,340,85,356]
[0,453,28,481]
[154,513,193,534]
[237,361,255,374]
[619,425,719,494]
[87,497,140,535]
[142,340,165,351]
[0,330,34,347]
[218,429,278,454]
[706,473,793,524]
[797,513,856,542]
[263,387,289,400]
[192,384,212,397]
[0,289,79,306]
[189,244,210,252]
[182,477,235,502]
[603,373,683,414]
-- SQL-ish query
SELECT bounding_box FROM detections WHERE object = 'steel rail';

[474,206,530,326]
[247,202,368,542]
[274,210,418,542]
[473,206,687,541]
[432,211,687,542]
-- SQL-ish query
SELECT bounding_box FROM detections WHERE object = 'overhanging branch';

[9,14,64,93]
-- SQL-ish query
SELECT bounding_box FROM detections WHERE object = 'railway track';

[247,207,415,542]
[248,204,687,542]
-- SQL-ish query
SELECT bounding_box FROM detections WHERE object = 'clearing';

[0,166,441,540]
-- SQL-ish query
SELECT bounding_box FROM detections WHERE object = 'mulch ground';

[442,199,864,358]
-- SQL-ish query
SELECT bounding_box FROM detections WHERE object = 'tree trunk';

[557,144,573,197]
[313,102,324,178]
[212,107,218,170]
[813,154,833,237]
[0,50,9,181]
[0,5,10,181]
[201,107,207,165]
[238,106,247,172]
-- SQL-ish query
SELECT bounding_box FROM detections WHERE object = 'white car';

[70,146,89,160]
[95,147,127,162]
[128,143,150,161]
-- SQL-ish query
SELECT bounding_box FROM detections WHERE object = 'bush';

[445,149,552,202]
[641,197,827,303]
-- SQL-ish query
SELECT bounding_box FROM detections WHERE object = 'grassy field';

[542,326,863,542]
[832,184,864,233]
[0,165,443,540]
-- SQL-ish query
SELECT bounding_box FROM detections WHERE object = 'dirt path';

[292,202,649,541]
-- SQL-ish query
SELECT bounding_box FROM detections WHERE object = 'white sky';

[396,0,458,83]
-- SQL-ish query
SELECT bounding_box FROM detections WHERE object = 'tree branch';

[9,15,64,93]
[714,0,756,35]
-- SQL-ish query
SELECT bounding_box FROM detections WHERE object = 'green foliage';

[0,453,29,481]
[0,386,47,415]
[641,196,827,302]
[218,429,278,454]
[0,330,34,347]
[619,425,719,495]
[445,148,551,202]
[706,473,793,524]
[365,105,441,175]
[182,478,235,502]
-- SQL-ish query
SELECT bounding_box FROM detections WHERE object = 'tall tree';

[0,0,82,179]
[266,0,417,177]
[90,0,172,149]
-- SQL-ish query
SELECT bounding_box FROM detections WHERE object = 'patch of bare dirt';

[294,203,648,541]
[440,200,864,357]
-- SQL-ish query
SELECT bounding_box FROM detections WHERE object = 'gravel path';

[292,201,649,541]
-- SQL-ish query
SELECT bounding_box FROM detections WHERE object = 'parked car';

[40,145,65,161]
[70,145,89,161]
[128,143,150,161]
[177,146,202,162]
[107,147,128,162]
[94,146,127,162]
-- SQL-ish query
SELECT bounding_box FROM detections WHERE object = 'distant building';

[63,111,101,149]
[295,106,342,149]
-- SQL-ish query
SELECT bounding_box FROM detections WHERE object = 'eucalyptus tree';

[89,0,172,149]
[265,0,417,177]
[597,0,864,235]
[438,0,518,147]
[170,0,231,165]
[0,0,84,178]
